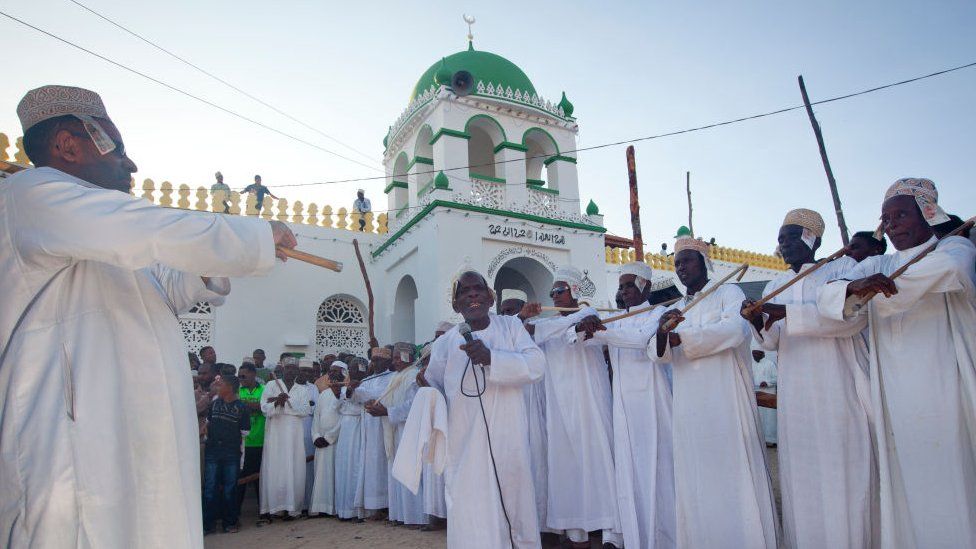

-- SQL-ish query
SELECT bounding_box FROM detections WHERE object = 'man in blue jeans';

[203,375,251,534]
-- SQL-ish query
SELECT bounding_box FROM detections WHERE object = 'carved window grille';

[179,301,215,354]
[316,296,369,358]
[469,178,505,209]
[526,188,558,217]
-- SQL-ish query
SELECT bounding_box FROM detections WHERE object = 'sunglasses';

[549,287,570,298]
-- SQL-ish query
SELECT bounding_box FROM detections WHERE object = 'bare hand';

[460,339,491,366]
[668,332,682,347]
[576,315,606,340]
[657,310,683,336]
[518,302,543,320]
[740,299,764,330]
[270,220,297,261]
[416,366,430,387]
[847,273,898,298]
[366,402,388,417]
[314,437,329,448]
[759,304,786,330]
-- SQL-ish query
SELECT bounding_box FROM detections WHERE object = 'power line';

[0,9,381,173]
[5,9,974,191]
[65,0,381,168]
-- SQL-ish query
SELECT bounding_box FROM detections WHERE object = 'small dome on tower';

[586,199,600,216]
[557,92,574,117]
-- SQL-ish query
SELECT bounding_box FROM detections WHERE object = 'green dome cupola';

[411,43,537,102]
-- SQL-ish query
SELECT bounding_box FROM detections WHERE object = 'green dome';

[411,43,537,102]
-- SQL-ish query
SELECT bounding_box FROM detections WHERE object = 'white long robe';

[650,283,779,548]
[0,167,274,548]
[531,308,619,535]
[302,382,319,511]
[818,235,976,548]
[385,376,426,525]
[334,388,364,519]
[589,306,676,549]
[259,381,313,515]
[352,370,392,511]
[310,388,341,515]
[425,314,546,549]
[751,356,778,445]
[522,374,549,531]
[755,258,876,549]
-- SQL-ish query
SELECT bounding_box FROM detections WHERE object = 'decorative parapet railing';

[133,179,388,234]
[605,245,789,272]
[0,132,32,176]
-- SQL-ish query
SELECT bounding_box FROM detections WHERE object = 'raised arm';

[871,238,976,318]
[9,176,276,276]
[676,287,750,360]
[144,263,231,314]
[486,317,546,387]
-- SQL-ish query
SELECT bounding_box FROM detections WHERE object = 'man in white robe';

[352,347,394,518]
[741,208,876,548]
[584,262,676,549]
[425,271,546,548]
[335,365,367,520]
[651,236,778,548]
[818,178,976,547]
[750,347,778,445]
[299,358,319,514]
[259,360,313,518]
[416,344,448,524]
[309,367,342,516]
[0,86,296,548]
[369,342,427,526]
[525,266,621,547]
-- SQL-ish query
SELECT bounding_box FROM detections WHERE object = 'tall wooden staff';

[352,239,378,348]
[626,145,644,258]
[799,75,850,245]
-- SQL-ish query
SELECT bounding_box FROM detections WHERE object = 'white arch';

[315,294,369,358]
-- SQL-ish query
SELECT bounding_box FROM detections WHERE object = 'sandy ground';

[210,447,779,549]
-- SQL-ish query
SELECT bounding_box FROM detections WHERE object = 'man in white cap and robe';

[352,346,394,519]
[498,288,528,316]
[524,265,622,548]
[309,361,345,516]
[260,358,313,520]
[741,208,876,548]
[651,235,778,548]
[298,357,320,514]
[0,85,296,547]
[334,362,367,520]
[583,261,676,548]
[818,178,976,547]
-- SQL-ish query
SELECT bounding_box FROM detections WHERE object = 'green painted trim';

[405,156,434,171]
[543,154,577,166]
[417,180,434,197]
[429,128,471,145]
[372,200,605,258]
[384,181,408,194]
[530,186,559,195]
[464,114,507,142]
[526,178,546,187]
[522,127,560,155]
[493,141,528,154]
[469,172,506,183]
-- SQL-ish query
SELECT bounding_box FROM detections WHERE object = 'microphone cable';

[460,352,517,548]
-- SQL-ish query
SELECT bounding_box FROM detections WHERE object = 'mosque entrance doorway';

[492,256,554,310]
[392,275,418,343]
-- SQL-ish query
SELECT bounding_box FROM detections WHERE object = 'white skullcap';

[884,177,949,226]
[282,356,299,366]
[298,358,315,369]
[553,265,584,298]
[330,360,349,371]
[500,289,528,302]
[17,85,110,132]
[620,261,654,291]
[436,321,455,333]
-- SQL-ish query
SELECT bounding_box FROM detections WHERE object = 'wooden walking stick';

[799,75,850,246]
[626,145,644,258]
[741,247,847,317]
[276,246,343,272]
[600,296,683,324]
[849,216,975,312]
[268,371,293,408]
[542,306,622,313]
[352,239,378,348]
[661,263,750,331]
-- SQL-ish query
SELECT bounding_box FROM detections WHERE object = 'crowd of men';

[3,85,974,549]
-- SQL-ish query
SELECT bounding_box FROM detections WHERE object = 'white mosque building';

[0,39,789,363]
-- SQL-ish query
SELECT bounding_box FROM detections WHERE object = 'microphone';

[458,322,474,344]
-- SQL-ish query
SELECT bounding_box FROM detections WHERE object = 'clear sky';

[2,0,973,254]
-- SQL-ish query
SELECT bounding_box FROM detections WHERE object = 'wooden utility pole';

[686,171,694,237]
[626,146,644,258]
[798,75,850,245]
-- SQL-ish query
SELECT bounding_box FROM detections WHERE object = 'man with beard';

[741,209,875,548]
[424,271,546,548]
[651,236,778,548]
[259,358,313,520]
[524,266,620,548]
[818,178,976,547]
